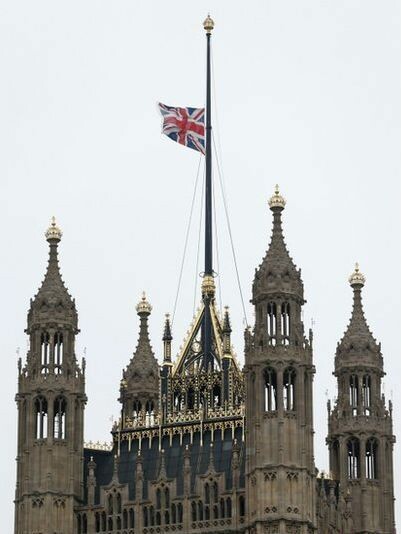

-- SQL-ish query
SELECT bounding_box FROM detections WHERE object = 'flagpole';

[203,14,214,372]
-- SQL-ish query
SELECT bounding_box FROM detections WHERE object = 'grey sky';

[1,1,400,530]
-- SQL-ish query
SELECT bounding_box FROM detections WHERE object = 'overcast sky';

[1,1,400,530]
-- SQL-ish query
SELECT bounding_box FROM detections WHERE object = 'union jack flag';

[158,103,205,154]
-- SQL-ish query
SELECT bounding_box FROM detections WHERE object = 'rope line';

[213,133,249,327]
[193,164,205,315]
[212,171,223,312]
[172,156,202,325]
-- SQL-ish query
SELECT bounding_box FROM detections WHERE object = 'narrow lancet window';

[362,375,371,416]
[366,438,378,479]
[283,368,296,411]
[145,400,154,426]
[35,396,48,439]
[54,332,63,373]
[347,438,360,479]
[349,375,359,416]
[264,367,277,411]
[40,332,50,374]
[267,302,277,344]
[54,396,66,439]
[281,303,290,344]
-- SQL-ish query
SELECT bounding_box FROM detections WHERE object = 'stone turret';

[245,187,316,533]
[120,293,159,425]
[327,264,395,533]
[15,218,86,534]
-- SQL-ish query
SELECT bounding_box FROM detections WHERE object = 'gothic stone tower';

[327,264,396,533]
[245,187,316,534]
[14,219,86,534]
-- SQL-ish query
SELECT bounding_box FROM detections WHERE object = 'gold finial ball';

[136,291,153,315]
[349,262,366,288]
[203,14,214,34]
[45,216,62,242]
[268,184,286,210]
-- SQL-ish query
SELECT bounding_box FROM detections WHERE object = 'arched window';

[129,508,135,528]
[101,511,106,531]
[165,511,170,525]
[116,492,121,514]
[362,375,371,415]
[40,332,50,374]
[133,399,142,418]
[95,512,100,533]
[174,390,183,411]
[226,497,232,517]
[164,487,170,508]
[171,503,176,524]
[122,509,128,529]
[264,367,277,411]
[267,303,277,344]
[332,440,340,479]
[213,481,218,503]
[107,518,112,531]
[35,396,48,439]
[107,494,113,515]
[177,502,183,523]
[54,332,63,373]
[191,501,197,521]
[281,302,290,344]
[283,368,296,411]
[82,514,87,534]
[155,511,161,526]
[220,498,225,518]
[239,495,245,517]
[204,482,210,504]
[198,501,203,520]
[187,388,195,410]
[149,506,155,526]
[145,401,154,426]
[213,505,218,519]
[53,397,66,439]
[77,515,81,534]
[143,507,148,527]
[347,438,360,479]
[349,375,359,416]
[366,438,378,479]
[213,385,221,407]
[156,488,161,509]
[205,505,210,520]
[116,516,121,530]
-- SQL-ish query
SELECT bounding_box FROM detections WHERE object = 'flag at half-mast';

[158,103,205,154]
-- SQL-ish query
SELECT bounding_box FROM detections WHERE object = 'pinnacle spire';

[28,217,77,330]
[253,186,303,301]
[337,264,379,354]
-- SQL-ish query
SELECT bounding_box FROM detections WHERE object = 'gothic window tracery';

[239,495,245,517]
[366,438,378,479]
[53,396,66,439]
[283,368,296,411]
[35,396,48,439]
[264,367,277,411]
[40,332,50,374]
[347,438,360,479]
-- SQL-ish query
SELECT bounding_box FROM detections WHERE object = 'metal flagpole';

[202,14,214,372]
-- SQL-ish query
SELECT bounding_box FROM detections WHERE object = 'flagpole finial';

[203,14,214,34]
